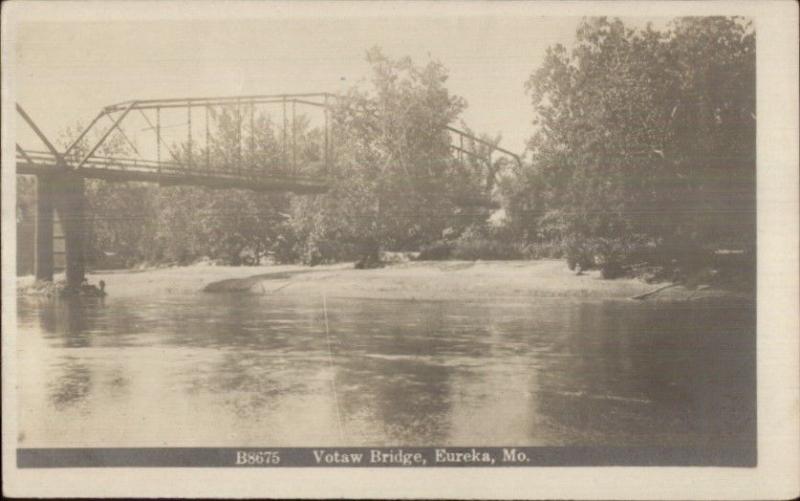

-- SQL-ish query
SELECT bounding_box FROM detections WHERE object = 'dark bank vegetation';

[16,17,755,287]
[508,17,756,284]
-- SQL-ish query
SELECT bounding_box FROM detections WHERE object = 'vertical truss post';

[324,94,329,174]
[205,105,210,170]
[156,107,161,169]
[486,150,494,193]
[237,99,243,175]
[282,96,288,169]
[187,103,193,170]
[292,100,297,172]
[329,95,335,169]
[250,103,255,163]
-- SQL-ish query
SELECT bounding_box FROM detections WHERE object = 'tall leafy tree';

[510,17,755,268]
[290,48,472,264]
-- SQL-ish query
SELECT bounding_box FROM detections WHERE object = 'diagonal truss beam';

[63,110,105,158]
[75,101,137,169]
[15,104,68,169]
[137,108,182,165]
[16,144,36,165]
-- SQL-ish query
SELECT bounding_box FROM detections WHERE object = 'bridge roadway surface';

[15,150,329,194]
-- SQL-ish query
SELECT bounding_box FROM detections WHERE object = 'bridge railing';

[16,149,329,184]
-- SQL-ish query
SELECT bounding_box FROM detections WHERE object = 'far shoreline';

[18,259,754,304]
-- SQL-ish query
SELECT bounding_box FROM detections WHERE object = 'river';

[16,289,755,452]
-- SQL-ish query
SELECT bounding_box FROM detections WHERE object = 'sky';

[13,13,666,158]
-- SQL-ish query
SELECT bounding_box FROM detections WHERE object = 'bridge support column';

[34,175,54,282]
[52,172,87,290]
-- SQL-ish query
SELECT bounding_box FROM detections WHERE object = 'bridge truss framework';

[14,93,522,288]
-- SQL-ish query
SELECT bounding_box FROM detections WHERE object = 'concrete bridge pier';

[35,172,86,289]
[34,174,54,282]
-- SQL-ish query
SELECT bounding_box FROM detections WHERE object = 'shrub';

[435,224,519,260]
[516,241,563,259]
[273,236,300,264]
[563,237,594,271]
[417,240,453,260]
[600,260,624,279]
[354,239,383,269]
[563,235,657,278]
[451,238,523,260]
[355,254,384,269]
[299,238,360,266]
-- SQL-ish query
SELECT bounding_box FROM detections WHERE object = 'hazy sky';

[14,15,663,156]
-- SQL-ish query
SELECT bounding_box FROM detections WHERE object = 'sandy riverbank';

[18,259,753,303]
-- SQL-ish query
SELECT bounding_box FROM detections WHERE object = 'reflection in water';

[17,290,755,449]
[49,360,92,409]
[37,295,104,347]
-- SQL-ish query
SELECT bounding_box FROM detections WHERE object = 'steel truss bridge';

[14,92,522,287]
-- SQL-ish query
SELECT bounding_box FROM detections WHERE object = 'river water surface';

[16,289,755,452]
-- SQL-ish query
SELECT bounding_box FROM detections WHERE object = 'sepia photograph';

[2,1,798,499]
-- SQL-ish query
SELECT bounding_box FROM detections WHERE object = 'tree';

[289,48,473,265]
[513,17,755,272]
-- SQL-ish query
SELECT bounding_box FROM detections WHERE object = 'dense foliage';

[506,17,755,274]
[288,48,495,266]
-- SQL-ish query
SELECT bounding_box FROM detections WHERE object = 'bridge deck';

[15,151,329,194]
